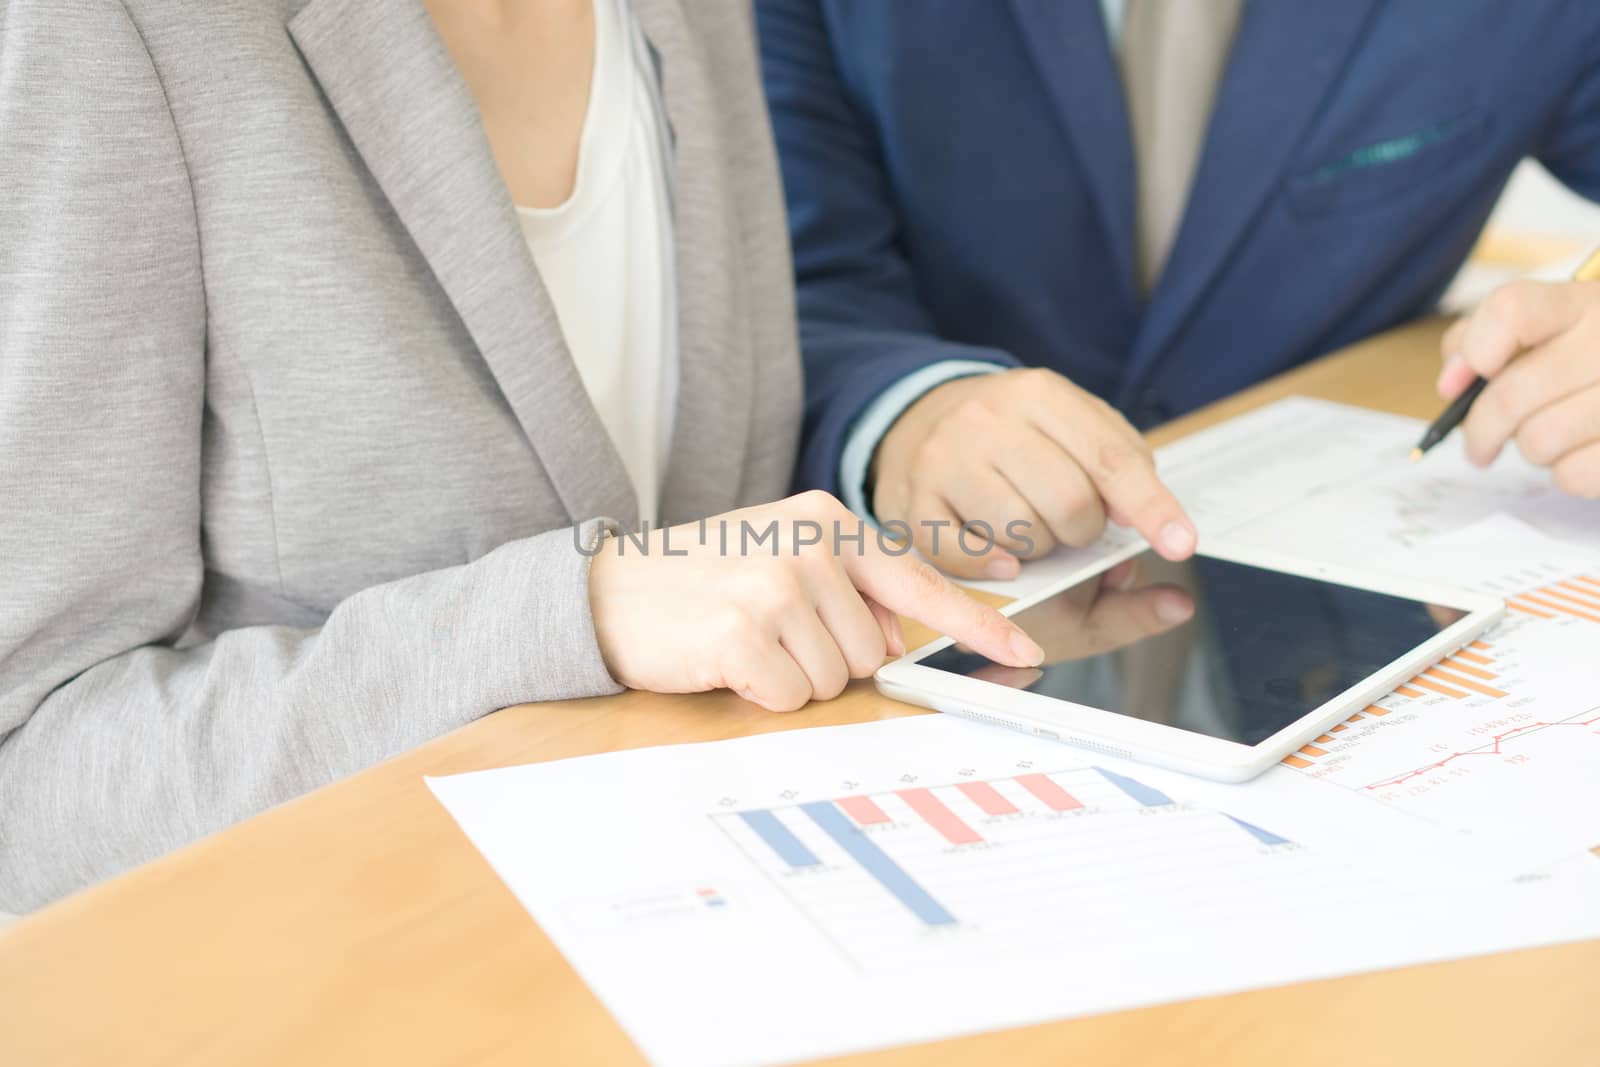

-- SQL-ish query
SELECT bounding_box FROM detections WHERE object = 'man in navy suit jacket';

[758,0,1600,579]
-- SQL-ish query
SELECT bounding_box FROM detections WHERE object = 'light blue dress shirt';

[838,0,1128,517]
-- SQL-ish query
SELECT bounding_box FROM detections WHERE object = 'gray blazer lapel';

[287,0,639,527]
[631,0,754,526]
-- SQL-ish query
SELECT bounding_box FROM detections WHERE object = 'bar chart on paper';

[714,764,1311,971]
[428,715,1600,1067]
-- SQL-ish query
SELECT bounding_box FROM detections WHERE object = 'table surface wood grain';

[3,317,1597,1067]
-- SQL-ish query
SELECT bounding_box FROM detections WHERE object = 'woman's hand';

[588,491,1045,711]
[1439,279,1600,495]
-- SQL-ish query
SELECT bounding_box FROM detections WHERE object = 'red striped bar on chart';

[897,788,984,845]
[1015,773,1085,813]
[837,794,892,826]
[957,781,1019,816]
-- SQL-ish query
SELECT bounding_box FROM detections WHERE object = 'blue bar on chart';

[739,809,820,868]
[800,801,958,927]
[1095,767,1174,807]
[1226,814,1294,847]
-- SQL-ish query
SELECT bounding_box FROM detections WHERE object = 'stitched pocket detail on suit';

[1285,110,1491,218]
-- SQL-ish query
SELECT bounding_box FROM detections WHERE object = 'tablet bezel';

[874,541,1506,782]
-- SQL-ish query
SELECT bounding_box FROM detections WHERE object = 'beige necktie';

[1119,0,1242,294]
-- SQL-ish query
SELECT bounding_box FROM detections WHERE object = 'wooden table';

[3,318,1597,1067]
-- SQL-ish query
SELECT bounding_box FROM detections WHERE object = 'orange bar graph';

[1330,724,1348,733]
[1555,575,1600,601]
[1575,576,1600,591]
[1423,668,1507,700]
[1452,649,1493,666]
[1299,744,1328,758]
[1411,675,1469,699]
[1395,685,1425,699]
[1524,592,1600,624]
[1440,658,1497,680]
[1549,584,1600,611]
[1470,640,1492,650]
[1509,599,1557,619]
[1315,734,1335,744]
[1283,755,1313,769]
[1365,705,1391,717]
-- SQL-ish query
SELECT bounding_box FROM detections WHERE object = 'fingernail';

[1009,629,1045,667]
[1156,591,1193,624]
[1159,521,1196,558]
[1437,353,1468,396]
[985,555,1020,580]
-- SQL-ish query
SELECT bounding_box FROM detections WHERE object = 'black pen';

[1409,377,1488,461]
[1412,244,1600,461]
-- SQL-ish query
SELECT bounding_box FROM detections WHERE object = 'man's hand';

[1439,279,1600,496]
[870,368,1198,580]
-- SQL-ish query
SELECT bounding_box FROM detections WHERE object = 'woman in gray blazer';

[0,0,1042,909]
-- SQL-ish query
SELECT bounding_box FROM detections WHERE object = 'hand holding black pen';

[1413,245,1600,491]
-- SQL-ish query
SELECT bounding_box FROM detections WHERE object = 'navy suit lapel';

[1123,0,1384,397]
[1007,0,1138,304]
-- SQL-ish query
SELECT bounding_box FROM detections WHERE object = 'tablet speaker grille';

[945,705,1023,732]
[1060,736,1135,760]
[945,707,1134,760]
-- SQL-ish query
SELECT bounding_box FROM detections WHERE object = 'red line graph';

[1365,708,1600,791]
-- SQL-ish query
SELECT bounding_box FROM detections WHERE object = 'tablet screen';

[917,551,1449,746]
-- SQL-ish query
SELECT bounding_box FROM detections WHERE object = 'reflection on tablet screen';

[918,551,1444,746]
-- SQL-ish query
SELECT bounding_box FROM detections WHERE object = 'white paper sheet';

[955,524,1143,599]
[429,715,1600,1067]
[972,396,1600,600]
[1268,515,1600,866]
[1158,397,1430,540]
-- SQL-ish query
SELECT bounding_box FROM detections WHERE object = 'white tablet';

[876,543,1503,782]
